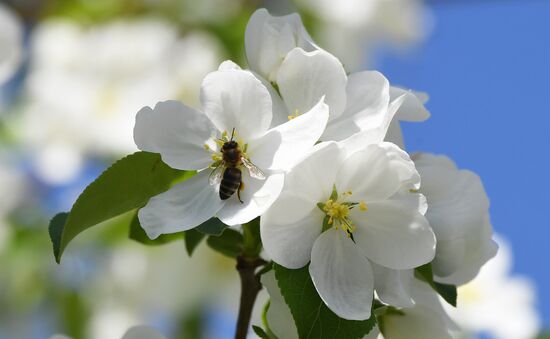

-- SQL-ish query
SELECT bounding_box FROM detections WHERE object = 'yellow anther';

[359,201,368,211]
[204,144,211,151]
[409,188,419,193]
[211,153,222,161]
[288,109,301,120]
[322,198,354,235]
[343,190,353,196]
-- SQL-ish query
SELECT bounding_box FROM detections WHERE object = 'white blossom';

[413,153,498,285]
[261,141,435,320]
[135,66,328,238]
[13,19,223,184]
[444,236,540,339]
[0,3,23,85]
[386,87,430,148]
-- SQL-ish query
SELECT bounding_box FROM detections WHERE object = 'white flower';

[376,277,457,339]
[444,236,540,339]
[135,67,328,238]
[385,87,430,149]
[0,3,23,85]
[261,141,435,320]
[13,19,223,184]
[261,270,299,339]
[245,9,407,143]
[293,0,431,70]
[413,153,498,285]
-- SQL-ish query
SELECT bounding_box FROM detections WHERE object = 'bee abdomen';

[220,167,241,200]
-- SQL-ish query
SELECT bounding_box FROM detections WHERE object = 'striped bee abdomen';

[220,167,242,200]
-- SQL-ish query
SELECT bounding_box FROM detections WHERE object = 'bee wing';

[241,157,266,180]
[208,164,225,186]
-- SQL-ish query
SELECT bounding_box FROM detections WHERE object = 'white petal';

[379,142,421,189]
[249,98,329,171]
[372,265,414,308]
[133,101,216,170]
[200,69,272,140]
[390,86,430,122]
[335,144,402,203]
[282,142,343,204]
[217,60,241,71]
[261,191,323,268]
[415,153,490,241]
[323,71,390,141]
[352,199,436,270]
[309,229,374,320]
[261,271,299,339]
[384,120,405,149]
[217,172,284,226]
[245,8,316,82]
[138,171,224,239]
[251,71,289,127]
[338,93,406,156]
[278,48,347,119]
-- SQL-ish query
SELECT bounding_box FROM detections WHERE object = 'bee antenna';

[230,127,236,141]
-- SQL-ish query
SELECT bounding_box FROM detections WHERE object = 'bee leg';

[237,182,244,203]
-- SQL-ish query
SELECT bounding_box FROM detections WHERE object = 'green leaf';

[206,228,243,258]
[242,218,262,258]
[50,151,189,263]
[48,213,69,261]
[184,230,205,256]
[252,325,270,339]
[274,264,376,339]
[128,212,184,246]
[195,217,226,236]
[414,264,457,307]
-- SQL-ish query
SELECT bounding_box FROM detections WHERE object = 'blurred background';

[0,0,547,338]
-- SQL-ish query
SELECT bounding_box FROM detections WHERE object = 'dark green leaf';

[414,263,457,307]
[195,217,226,236]
[128,212,184,246]
[242,218,261,258]
[48,213,69,261]
[184,230,205,256]
[274,264,376,339]
[206,228,243,258]
[252,325,270,339]
[51,151,189,263]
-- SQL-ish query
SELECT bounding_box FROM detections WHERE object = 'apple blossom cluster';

[134,9,497,338]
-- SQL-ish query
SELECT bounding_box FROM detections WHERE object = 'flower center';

[204,129,249,169]
[318,185,367,237]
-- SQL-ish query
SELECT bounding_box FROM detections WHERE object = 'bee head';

[222,140,239,150]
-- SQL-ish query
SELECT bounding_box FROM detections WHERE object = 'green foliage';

[273,264,377,339]
[184,230,205,256]
[252,325,271,339]
[414,264,457,307]
[128,212,184,246]
[49,152,189,263]
[242,218,262,258]
[207,228,244,258]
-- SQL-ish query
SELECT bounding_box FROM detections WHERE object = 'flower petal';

[138,171,224,239]
[335,144,402,203]
[122,326,166,339]
[323,71,390,141]
[261,191,323,268]
[372,265,414,308]
[309,228,374,320]
[200,69,272,140]
[245,8,316,82]
[133,100,216,170]
[352,199,436,270]
[338,93,406,156]
[383,305,453,339]
[249,98,329,171]
[217,172,284,226]
[390,86,430,122]
[277,48,347,119]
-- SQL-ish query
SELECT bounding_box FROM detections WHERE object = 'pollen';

[359,201,368,211]
[288,109,300,120]
[322,198,355,237]
[203,144,211,151]
[211,153,222,162]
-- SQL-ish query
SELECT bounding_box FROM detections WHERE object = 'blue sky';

[375,0,550,327]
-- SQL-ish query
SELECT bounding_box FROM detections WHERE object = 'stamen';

[288,109,300,120]
[359,201,368,211]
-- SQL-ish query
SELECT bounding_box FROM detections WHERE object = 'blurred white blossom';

[0,3,23,85]
[13,19,223,184]
[294,0,432,70]
[445,236,540,339]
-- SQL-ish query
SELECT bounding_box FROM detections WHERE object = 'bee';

[209,129,266,203]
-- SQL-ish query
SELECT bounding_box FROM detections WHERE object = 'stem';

[234,255,266,339]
